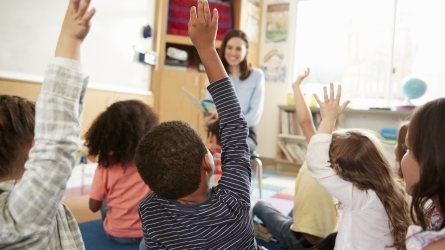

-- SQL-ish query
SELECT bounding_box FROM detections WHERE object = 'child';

[253,68,338,250]
[135,1,255,249]
[402,98,445,249]
[306,83,410,249]
[85,100,158,244]
[394,120,442,249]
[205,120,222,186]
[0,0,94,248]
[394,122,408,178]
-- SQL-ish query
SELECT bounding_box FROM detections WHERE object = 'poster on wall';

[246,17,259,42]
[265,3,289,43]
[261,46,287,83]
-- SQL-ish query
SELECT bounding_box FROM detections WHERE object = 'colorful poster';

[265,3,289,43]
[261,48,286,83]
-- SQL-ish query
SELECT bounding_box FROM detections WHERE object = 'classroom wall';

[0,77,154,137]
[256,0,295,159]
[255,0,409,160]
[0,0,156,92]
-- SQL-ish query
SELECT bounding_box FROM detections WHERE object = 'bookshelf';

[151,0,263,139]
[277,105,413,171]
[276,106,315,171]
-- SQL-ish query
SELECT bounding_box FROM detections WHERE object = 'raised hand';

[292,68,310,90]
[61,0,95,42]
[188,0,218,51]
[202,113,218,127]
[314,83,350,134]
[56,0,95,61]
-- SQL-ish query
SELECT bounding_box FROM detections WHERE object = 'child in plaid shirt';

[0,0,95,248]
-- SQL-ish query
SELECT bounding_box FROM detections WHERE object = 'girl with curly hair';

[306,83,410,250]
[85,100,159,244]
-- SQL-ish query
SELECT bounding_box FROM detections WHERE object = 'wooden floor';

[62,195,101,224]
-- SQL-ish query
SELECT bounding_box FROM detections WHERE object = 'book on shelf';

[279,109,301,135]
[280,110,289,135]
[165,58,188,67]
[285,143,303,164]
[293,143,307,162]
[182,87,216,116]
[277,140,294,162]
[163,65,187,71]
[277,140,307,164]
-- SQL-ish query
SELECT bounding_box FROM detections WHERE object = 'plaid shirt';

[0,58,88,249]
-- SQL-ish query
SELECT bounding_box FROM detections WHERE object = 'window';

[293,0,445,109]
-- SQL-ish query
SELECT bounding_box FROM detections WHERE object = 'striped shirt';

[139,77,255,249]
[0,58,88,249]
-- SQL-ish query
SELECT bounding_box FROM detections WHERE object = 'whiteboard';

[0,0,155,92]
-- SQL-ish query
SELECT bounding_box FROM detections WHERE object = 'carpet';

[79,220,284,250]
[79,220,140,250]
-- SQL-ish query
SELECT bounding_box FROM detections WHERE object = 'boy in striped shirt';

[135,1,255,249]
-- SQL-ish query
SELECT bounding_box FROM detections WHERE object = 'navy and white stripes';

[139,77,255,249]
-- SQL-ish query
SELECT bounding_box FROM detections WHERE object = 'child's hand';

[292,68,310,90]
[61,0,96,43]
[314,83,349,123]
[202,113,218,127]
[188,0,218,51]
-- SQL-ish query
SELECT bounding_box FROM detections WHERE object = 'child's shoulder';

[142,192,157,202]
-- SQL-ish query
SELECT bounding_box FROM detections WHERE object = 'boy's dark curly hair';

[84,100,159,170]
[135,121,208,199]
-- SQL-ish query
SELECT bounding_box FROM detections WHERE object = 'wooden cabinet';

[158,70,208,138]
[150,0,262,140]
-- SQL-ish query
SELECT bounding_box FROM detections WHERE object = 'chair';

[250,151,263,199]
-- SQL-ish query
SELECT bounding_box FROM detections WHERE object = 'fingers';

[303,68,310,78]
[340,100,350,112]
[203,0,211,22]
[78,0,91,17]
[210,113,218,119]
[329,82,334,100]
[83,8,96,22]
[190,6,197,21]
[71,0,80,12]
[212,8,219,26]
[336,84,342,102]
[323,86,328,101]
[313,93,322,106]
[197,0,204,20]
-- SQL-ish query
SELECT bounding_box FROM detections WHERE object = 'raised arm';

[292,68,316,142]
[188,0,226,82]
[56,0,95,60]
[6,0,94,232]
[306,84,364,207]
[189,0,250,201]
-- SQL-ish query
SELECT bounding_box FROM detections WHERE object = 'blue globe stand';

[397,76,427,110]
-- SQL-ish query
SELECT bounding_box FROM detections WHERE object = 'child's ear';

[202,152,214,172]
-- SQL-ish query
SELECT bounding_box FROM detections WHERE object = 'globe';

[402,76,427,100]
